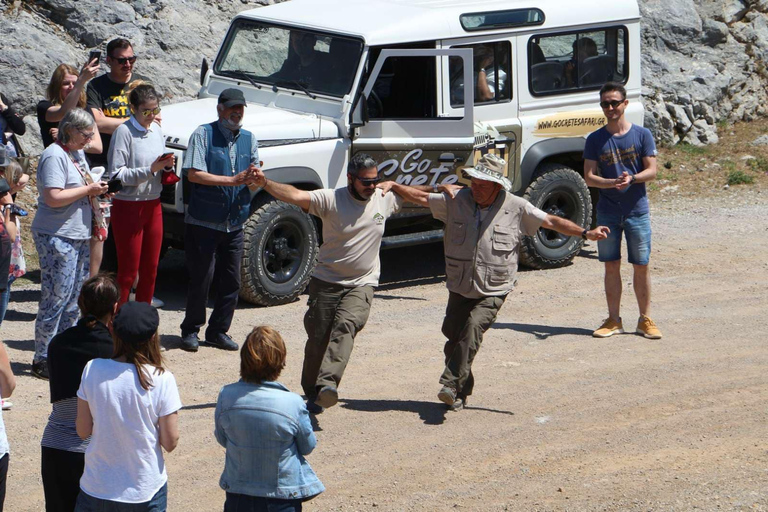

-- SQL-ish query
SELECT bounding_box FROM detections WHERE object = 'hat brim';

[220,99,247,108]
[463,167,513,191]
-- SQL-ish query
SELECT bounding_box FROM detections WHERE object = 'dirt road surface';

[2,189,767,511]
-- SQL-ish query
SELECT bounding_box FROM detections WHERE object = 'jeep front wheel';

[240,199,318,306]
[520,163,592,269]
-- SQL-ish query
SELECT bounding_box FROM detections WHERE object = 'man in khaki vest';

[386,154,609,410]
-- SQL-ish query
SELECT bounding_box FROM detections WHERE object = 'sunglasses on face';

[353,175,381,186]
[140,107,161,117]
[111,56,137,65]
[600,100,624,109]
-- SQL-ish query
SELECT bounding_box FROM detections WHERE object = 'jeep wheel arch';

[519,163,592,269]
[519,138,586,193]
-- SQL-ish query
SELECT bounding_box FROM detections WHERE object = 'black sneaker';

[315,385,338,408]
[32,359,49,380]
[306,400,324,415]
[204,333,239,351]
[180,332,200,352]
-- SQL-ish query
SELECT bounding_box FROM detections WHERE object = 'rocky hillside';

[2,0,767,154]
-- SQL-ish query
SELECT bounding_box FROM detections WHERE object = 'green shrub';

[727,170,755,185]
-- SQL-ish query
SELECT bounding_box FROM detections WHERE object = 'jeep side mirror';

[200,58,209,86]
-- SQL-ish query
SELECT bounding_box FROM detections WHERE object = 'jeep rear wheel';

[240,198,318,306]
[520,163,592,269]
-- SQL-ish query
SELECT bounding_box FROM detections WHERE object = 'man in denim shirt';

[584,82,662,340]
[179,89,260,352]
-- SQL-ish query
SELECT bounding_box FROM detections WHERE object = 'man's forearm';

[262,179,311,210]
[389,182,430,207]
[187,169,236,186]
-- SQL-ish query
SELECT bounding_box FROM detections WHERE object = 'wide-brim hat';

[462,153,512,191]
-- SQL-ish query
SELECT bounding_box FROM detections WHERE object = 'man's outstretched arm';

[252,169,311,211]
[541,214,610,241]
[381,182,463,207]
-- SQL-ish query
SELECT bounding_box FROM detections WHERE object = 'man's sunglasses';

[600,100,624,109]
[110,56,137,65]
[140,107,161,117]
[353,175,382,186]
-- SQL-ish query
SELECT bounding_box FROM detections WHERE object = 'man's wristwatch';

[630,175,636,184]
[581,229,588,240]
[432,184,439,193]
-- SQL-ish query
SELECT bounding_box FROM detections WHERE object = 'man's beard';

[347,183,369,201]
[221,116,242,131]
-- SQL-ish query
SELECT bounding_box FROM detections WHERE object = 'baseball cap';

[113,301,160,343]
[218,88,247,108]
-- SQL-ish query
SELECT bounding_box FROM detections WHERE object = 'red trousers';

[110,198,163,306]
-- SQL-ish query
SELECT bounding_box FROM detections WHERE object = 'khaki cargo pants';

[301,277,374,399]
[439,291,507,398]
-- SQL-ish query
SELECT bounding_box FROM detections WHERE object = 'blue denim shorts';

[596,211,652,265]
[75,483,167,512]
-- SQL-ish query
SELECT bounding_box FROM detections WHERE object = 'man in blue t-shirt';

[584,82,662,340]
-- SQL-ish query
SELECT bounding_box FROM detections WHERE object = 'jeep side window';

[365,52,438,119]
[529,27,628,95]
[448,42,511,108]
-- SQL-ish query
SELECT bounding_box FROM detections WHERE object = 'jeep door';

[351,48,475,204]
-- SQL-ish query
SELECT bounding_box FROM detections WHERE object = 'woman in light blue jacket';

[215,326,324,511]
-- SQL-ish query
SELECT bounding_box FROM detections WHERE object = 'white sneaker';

[1,399,13,410]
[151,296,165,309]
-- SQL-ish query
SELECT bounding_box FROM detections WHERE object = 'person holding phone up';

[107,84,172,307]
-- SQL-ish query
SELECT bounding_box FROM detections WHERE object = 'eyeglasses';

[111,56,137,65]
[600,100,624,109]
[77,129,94,140]
[353,175,381,186]
[140,107,161,117]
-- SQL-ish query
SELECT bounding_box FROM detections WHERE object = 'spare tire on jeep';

[520,163,592,269]
[240,196,318,306]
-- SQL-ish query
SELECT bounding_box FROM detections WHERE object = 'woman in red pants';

[107,84,174,306]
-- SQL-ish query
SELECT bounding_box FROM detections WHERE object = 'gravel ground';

[2,186,767,511]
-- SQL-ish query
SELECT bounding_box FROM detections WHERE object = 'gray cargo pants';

[301,277,374,399]
[439,291,507,398]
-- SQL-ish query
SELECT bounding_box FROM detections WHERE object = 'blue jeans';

[596,211,652,265]
[0,284,9,327]
[224,493,302,512]
[32,232,90,362]
[74,483,167,512]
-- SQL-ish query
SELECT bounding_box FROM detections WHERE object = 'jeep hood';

[161,98,339,148]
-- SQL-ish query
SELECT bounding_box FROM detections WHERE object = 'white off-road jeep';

[159,0,644,306]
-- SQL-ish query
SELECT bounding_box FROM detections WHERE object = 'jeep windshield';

[215,19,364,98]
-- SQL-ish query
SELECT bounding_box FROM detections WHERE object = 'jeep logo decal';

[376,149,464,186]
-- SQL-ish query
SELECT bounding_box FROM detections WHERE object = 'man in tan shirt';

[252,154,402,413]
[387,154,609,410]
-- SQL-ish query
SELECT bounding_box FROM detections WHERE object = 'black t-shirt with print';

[37,100,57,148]
[86,73,147,166]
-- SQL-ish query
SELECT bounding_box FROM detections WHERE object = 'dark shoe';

[315,385,338,408]
[306,400,324,415]
[32,359,49,380]
[437,385,457,406]
[180,332,200,352]
[205,333,239,351]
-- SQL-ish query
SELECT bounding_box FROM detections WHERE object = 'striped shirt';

[41,397,89,452]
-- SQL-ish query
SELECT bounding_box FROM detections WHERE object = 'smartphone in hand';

[88,50,102,66]
[106,178,123,194]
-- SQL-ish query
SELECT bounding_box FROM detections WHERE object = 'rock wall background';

[2,0,767,154]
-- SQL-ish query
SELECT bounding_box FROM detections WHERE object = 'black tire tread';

[520,163,591,269]
[239,199,318,306]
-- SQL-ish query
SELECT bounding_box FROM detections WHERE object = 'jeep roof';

[238,0,640,46]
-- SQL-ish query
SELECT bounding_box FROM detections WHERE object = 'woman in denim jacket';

[215,326,324,511]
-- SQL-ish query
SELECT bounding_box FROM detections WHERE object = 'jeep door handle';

[438,153,461,163]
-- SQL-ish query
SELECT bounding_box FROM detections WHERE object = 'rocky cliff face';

[2,0,767,154]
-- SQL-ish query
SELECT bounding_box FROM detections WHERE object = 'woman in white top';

[75,301,181,511]
[0,340,17,511]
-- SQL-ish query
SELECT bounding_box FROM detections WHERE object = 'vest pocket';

[445,256,466,291]
[484,265,511,288]
[492,226,516,253]
[449,222,467,245]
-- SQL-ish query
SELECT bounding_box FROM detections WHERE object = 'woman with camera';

[31,108,109,380]
[107,83,172,307]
